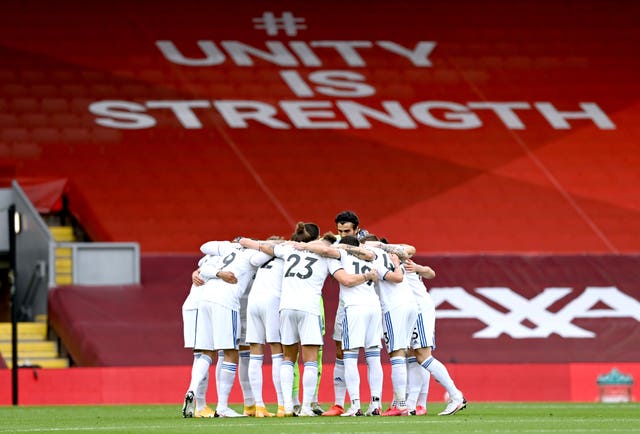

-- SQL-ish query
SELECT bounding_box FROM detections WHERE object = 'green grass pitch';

[1,402,639,433]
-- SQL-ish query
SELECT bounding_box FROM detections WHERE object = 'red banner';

[409,254,640,363]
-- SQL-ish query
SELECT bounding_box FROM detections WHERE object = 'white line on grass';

[1,422,640,434]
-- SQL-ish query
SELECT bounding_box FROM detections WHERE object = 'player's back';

[330,250,380,307]
[275,243,329,316]
[368,247,414,312]
[249,256,284,302]
[201,245,267,309]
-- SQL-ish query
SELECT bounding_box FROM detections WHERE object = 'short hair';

[304,222,320,240]
[290,222,315,242]
[334,210,360,228]
[340,235,360,247]
[321,231,337,244]
[359,234,379,243]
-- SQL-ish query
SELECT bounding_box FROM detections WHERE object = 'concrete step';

[0,340,57,353]
[3,357,69,369]
[0,322,47,340]
[50,226,75,242]
[0,317,67,369]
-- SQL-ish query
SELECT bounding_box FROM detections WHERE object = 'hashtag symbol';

[253,11,307,36]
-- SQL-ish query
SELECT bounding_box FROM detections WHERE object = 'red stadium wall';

[47,254,640,367]
[2,0,639,407]
[1,362,638,405]
[37,253,640,406]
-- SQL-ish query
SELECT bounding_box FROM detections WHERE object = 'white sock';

[280,360,295,411]
[365,348,383,407]
[216,361,237,411]
[302,361,318,408]
[191,353,208,410]
[239,350,255,407]
[312,348,323,403]
[248,354,265,406]
[333,358,346,406]
[406,357,421,410]
[188,353,211,395]
[272,353,284,406]
[418,363,431,408]
[390,356,407,407]
[418,361,431,409]
[418,391,428,409]
[421,356,461,399]
[343,350,360,407]
[215,350,223,401]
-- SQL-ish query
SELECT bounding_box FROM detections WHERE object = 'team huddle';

[181,211,466,419]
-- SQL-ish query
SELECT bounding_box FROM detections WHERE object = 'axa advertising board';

[410,254,640,363]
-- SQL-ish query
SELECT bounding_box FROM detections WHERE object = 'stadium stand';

[0,0,638,378]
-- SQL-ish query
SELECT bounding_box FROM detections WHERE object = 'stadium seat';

[2,0,638,372]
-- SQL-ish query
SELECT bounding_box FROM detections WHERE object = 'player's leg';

[416,366,430,415]
[269,342,285,416]
[298,345,320,416]
[412,309,465,416]
[297,312,323,416]
[184,350,214,418]
[246,301,273,417]
[214,306,246,417]
[414,347,465,415]
[238,298,255,416]
[264,294,284,416]
[323,302,346,416]
[281,344,299,416]
[311,297,325,415]
[238,346,256,415]
[184,302,214,418]
[406,350,430,415]
[216,348,245,417]
[248,343,275,417]
[311,346,324,414]
[382,305,416,416]
[341,306,365,417]
[279,309,300,417]
[292,360,301,413]
[363,306,383,416]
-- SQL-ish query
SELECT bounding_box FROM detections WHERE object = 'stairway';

[0,315,69,368]
[50,226,74,285]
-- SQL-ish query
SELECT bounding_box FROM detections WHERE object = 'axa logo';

[431,286,640,339]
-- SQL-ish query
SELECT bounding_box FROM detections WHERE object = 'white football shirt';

[274,243,330,316]
[367,246,414,313]
[199,242,270,310]
[328,250,380,308]
[248,256,284,303]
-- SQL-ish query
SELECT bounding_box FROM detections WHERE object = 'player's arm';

[192,266,238,285]
[365,241,416,260]
[215,270,238,284]
[293,240,341,259]
[238,237,278,256]
[333,268,378,287]
[337,243,375,261]
[193,254,215,285]
[404,259,436,279]
[199,261,238,284]
[192,269,205,286]
[381,253,404,283]
[200,240,232,256]
[382,243,416,260]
